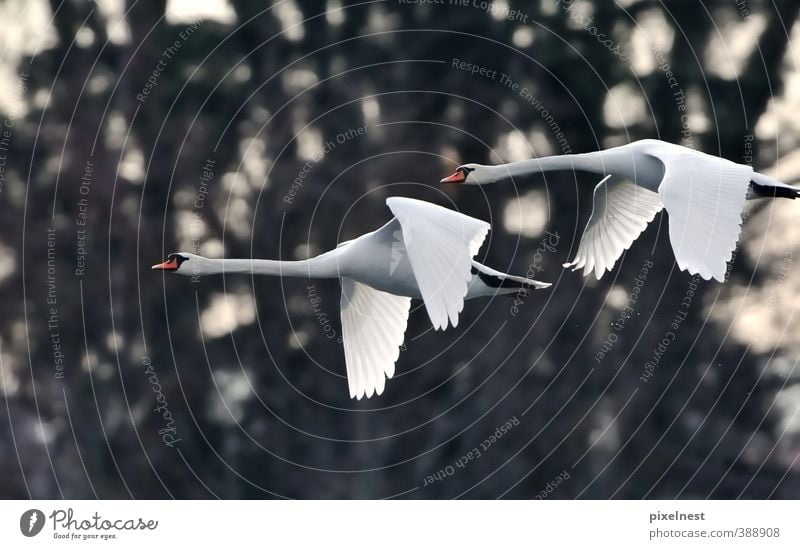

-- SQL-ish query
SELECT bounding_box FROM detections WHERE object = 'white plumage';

[386,197,490,330]
[153,197,550,399]
[444,139,793,282]
[563,175,662,279]
[652,146,752,282]
[340,278,410,399]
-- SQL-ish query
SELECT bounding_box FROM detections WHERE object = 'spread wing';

[564,175,663,279]
[386,197,490,330]
[646,147,753,282]
[340,278,411,399]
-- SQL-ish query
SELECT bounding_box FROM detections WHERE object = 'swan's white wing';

[386,197,489,330]
[340,278,411,399]
[564,175,663,279]
[647,148,753,282]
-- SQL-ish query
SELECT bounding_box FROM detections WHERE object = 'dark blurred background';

[1,0,800,499]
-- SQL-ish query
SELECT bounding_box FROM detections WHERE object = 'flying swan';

[153,197,550,399]
[441,139,799,282]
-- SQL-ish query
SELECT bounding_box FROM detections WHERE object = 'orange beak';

[440,170,466,184]
[151,258,178,271]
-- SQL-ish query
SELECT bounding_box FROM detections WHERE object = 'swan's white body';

[154,197,549,399]
[444,139,798,282]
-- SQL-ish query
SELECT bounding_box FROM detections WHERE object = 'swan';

[152,197,550,399]
[441,139,799,281]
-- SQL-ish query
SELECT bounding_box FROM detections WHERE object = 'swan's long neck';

[492,151,607,179]
[191,250,342,279]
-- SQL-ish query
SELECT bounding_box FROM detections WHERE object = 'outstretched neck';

[488,151,607,180]
[190,250,342,279]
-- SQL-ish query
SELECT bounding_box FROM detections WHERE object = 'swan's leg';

[748,173,800,200]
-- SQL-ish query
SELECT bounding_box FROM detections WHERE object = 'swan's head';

[151,252,196,275]
[440,163,496,185]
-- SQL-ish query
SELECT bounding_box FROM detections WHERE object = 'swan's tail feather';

[470,264,551,293]
[749,173,800,200]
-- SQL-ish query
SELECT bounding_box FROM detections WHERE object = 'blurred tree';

[0,0,798,499]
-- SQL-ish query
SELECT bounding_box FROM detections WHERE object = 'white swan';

[441,139,799,281]
[153,197,550,399]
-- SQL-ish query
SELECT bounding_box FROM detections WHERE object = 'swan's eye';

[167,254,189,265]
